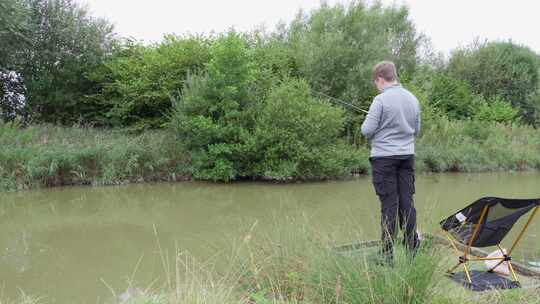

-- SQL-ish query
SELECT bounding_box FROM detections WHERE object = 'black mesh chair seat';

[441,197,540,247]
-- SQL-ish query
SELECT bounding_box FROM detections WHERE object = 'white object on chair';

[484,248,510,275]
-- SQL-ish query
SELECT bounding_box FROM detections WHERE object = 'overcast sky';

[83,0,540,55]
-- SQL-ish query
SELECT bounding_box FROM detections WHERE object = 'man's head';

[372,61,398,92]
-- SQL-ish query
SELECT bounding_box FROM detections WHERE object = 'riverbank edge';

[4,167,540,193]
[1,123,540,192]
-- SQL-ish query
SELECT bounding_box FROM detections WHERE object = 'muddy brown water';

[0,172,539,303]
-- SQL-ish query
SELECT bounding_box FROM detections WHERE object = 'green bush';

[171,32,364,181]
[253,79,363,180]
[249,32,298,101]
[474,96,519,123]
[521,92,540,127]
[171,32,257,181]
[90,35,212,129]
[428,74,476,119]
[402,78,445,137]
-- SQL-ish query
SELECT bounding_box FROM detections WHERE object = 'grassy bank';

[1,119,540,192]
[0,123,190,192]
[116,218,540,304]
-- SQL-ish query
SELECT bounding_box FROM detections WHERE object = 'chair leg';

[447,261,462,275]
[462,263,472,284]
[507,261,519,283]
[444,231,472,282]
[444,232,464,276]
[507,205,539,256]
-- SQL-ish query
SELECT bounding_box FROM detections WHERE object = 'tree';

[448,41,540,124]
[0,0,29,68]
[14,0,115,124]
[283,1,424,142]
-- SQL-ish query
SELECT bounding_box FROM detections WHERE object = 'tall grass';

[115,216,539,304]
[116,253,245,304]
[0,123,190,191]
[416,118,540,173]
[233,217,444,304]
[309,245,441,304]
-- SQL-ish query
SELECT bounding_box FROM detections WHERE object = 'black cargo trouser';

[370,156,419,260]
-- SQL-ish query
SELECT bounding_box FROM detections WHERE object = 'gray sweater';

[361,84,421,157]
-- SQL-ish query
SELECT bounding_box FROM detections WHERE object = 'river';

[0,172,539,303]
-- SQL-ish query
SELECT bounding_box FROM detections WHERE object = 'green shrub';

[521,92,540,127]
[171,32,364,181]
[253,79,362,180]
[286,1,421,105]
[171,32,257,181]
[90,35,212,129]
[403,79,445,137]
[249,33,298,101]
[428,74,476,119]
[474,96,519,123]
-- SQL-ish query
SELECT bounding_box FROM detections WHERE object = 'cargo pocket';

[412,174,416,194]
[400,170,415,195]
[372,174,387,196]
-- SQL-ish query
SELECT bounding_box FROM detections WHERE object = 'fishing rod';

[312,90,369,114]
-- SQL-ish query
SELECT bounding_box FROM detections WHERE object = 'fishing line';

[312,90,369,114]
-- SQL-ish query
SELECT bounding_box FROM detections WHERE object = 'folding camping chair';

[440,197,540,290]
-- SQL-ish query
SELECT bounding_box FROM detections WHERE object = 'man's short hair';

[372,61,397,82]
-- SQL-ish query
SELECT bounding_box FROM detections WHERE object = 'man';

[361,61,421,263]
